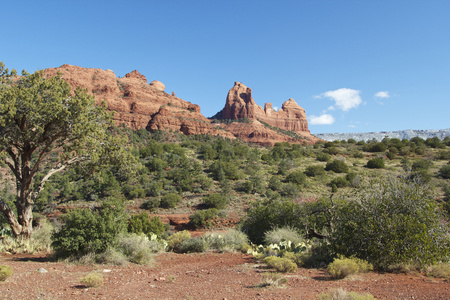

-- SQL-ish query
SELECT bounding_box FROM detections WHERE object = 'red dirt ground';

[0,252,449,299]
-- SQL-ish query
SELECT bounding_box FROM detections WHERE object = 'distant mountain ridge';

[314,129,450,142]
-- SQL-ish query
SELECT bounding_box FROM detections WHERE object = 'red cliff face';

[43,65,234,139]
[219,82,318,145]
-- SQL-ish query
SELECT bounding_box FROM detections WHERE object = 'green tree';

[0,63,131,238]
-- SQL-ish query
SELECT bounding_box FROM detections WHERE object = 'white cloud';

[317,88,362,111]
[272,106,279,111]
[310,114,335,125]
[374,91,390,98]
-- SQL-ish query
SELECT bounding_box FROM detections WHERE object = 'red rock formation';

[43,65,234,139]
[218,82,319,145]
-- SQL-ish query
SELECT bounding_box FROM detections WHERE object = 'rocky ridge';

[43,65,235,139]
[42,65,317,145]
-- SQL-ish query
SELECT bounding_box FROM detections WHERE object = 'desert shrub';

[325,160,349,173]
[178,237,209,253]
[327,256,373,279]
[142,198,160,210]
[189,208,219,228]
[95,247,128,265]
[366,157,385,169]
[439,163,450,179]
[352,151,365,159]
[426,263,450,279]
[330,177,348,188]
[167,230,191,252]
[205,229,249,252]
[285,171,307,185]
[345,173,360,187]
[369,143,387,152]
[331,176,450,269]
[264,227,304,245]
[115,233,164,265]
[80,272,103,288]
[304,165,326,177]
[160,193,181,209]
[128,212,164,237]
[52,201,127,257]
[317,288,376,300]
[316,152,331,162]
[0,265,13,281]
[263,256,298,273]
[268,176,283,191]
[241,199,303,244]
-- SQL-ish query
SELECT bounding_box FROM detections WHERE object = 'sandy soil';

[0,252,449,300]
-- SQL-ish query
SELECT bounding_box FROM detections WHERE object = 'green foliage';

[325,160,349,173]
[439,163,450,179]
[203,193,228,209]
[0,64,133,237]
[189,208,219,228]
[366,157,385,169]
[327,256,373,279]
[80,272,103,287]
[0,265,13,281]
[160,193,181,209]
[426,263,450,279]
[263,256,298,273]
[167,230,191,252]
[241,199,303,244]
[368,142,387,152]
[52,201,127,257]
[128,212,164,237]
[331,176,450,269]
[204,229,249,252]
[114,233,161,265]
[330,177,349,188]
[285,170,307,186]
[178,237,210,253]
[304,165,326,177]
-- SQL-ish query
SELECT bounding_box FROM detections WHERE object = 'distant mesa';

[41,65,319,145]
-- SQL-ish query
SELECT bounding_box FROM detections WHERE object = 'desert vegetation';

[1,64,450,298]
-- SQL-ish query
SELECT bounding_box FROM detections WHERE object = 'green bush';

[369,143,387,152]
[178,237,209,253]
[331,176,450,269]
[263,256,298,273]
[241,199,303,244]
[167,230,191,252]
[160,193,181,209]
[128,213,165,237]
[325,160,349,173]
[316,152,331,162]
[327,256,373,279]
[426,263,450,279]
[330,177,349,188]
[115,233,161,265]
[0,265,13,281]
[366,157,385,169]
[439,163,450,179]
[304,165,326,177]
[141,198,161,210]
[203,193,228,209]
[189,208,219,228]
[52,201,127,257]
[285,170,307,185]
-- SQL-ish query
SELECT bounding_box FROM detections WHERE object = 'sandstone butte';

[42,65,319,146]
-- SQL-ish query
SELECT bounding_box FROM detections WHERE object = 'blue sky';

[2,0,449,134]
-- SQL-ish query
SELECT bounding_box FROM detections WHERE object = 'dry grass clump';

[0,265,13,281]
[80,272,103,287]
[426,263,450,279]
[263,256,298,273]
[258,272,288,288]
[327,256,373,279]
